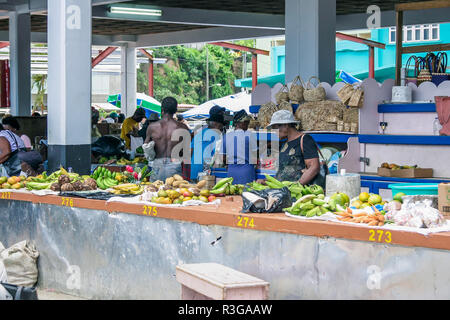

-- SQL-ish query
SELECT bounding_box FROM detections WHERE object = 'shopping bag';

[431,52,449,86]
[1,241,39,288]
[130,136,144,153]
[337,83,355,105]
[275,84,290,105]
[289,76,304,103]
[0,283,38,300]
[241,187,292,214]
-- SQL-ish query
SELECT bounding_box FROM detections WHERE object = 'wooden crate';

[377,167,433,178]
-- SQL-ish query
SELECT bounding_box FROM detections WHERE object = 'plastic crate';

[388,183,439,196]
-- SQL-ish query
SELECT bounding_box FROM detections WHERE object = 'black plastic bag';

[91,136,126,158]
[0,282,38,300]
[241,187,292,214]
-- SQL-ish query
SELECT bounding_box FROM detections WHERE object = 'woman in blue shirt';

[221,110,256,185]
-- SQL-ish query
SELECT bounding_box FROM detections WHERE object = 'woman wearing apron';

[0,125,27,177]
[264,110,320,185]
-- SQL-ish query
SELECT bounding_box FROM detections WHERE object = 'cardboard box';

[377,167,433,178]
[438,183,450,217]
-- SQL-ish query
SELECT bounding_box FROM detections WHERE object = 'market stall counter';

[1,189,450,299]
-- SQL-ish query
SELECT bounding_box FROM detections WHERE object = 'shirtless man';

[144,97,190,181]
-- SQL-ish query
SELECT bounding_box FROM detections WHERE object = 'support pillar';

[9,12,31,116]
[47,0,92,174]
[285,0,336,84]
[121,45,136,117]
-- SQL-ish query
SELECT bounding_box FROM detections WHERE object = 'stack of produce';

[350,192,385,209]
[334,207,387,226]
[380,163,418,171]
[247,175,324,200]
[110,184,144,195]
[283,194,329,217]
[139,174,217,204]
[209,178,245,196]
[24,168,97,191]
[0,176,26,190]
[92,167,120,190]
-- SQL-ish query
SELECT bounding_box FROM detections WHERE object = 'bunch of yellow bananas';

[110,184,144,195]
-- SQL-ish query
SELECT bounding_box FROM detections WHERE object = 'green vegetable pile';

[246,174,324,201]
[210,178,245,196]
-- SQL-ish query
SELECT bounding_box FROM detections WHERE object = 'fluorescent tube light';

[110,7,162,17]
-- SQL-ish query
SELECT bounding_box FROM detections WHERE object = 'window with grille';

[389,24,440,44]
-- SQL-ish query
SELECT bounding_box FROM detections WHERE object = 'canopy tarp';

[107,93,162,115]
[181,92,251,120]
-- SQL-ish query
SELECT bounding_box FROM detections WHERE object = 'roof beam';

[336,7,450,30]
[135,26,284,48]
[92,5,285,30]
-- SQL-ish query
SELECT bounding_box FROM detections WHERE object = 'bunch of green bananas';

[96,176,119,190]
[92,167,118,180]
[283,194,330,217]
[210,178,244,195]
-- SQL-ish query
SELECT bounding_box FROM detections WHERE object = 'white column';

[9,11,31,116]
[47,0,92,174]
[285,0,336,84]
[121,45,136,117]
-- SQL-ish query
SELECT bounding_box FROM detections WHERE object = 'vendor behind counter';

[263,110,323,187]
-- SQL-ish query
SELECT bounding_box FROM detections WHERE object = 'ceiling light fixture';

[109,6,162,17]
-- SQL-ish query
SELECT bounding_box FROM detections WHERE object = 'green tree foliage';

[137,44,245,105]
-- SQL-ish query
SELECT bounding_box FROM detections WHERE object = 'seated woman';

[264,110,320,185]
[0,123,27,177]
[2,116,32,151]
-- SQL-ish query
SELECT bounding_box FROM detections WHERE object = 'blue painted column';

[285,0,336,84]
[9,11,31,116]
[47,0,92,174]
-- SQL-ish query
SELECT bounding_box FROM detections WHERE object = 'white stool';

[176,263,269,300]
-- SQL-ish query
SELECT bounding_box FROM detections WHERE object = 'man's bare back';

[145,117,190,159]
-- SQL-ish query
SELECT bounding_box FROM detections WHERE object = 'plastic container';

[388,183,439,196]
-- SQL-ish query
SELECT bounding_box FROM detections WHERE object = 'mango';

[0,177,7,184]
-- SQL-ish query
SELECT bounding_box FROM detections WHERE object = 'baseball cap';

[233,110,251,123]
[209,105,226,116]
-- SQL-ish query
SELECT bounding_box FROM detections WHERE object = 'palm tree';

[32,74,47,114]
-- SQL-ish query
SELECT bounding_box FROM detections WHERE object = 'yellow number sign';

[1,192,11,200]
[143,205,158,217]
[61,197,74,207]
[369,230,392,244]
[236,216,255,229]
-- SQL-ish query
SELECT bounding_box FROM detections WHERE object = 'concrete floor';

[37,289,86,300]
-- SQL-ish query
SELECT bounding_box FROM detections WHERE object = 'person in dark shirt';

[265,110,320,185]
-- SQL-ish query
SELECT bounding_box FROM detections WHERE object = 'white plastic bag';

[142,141,156,162]
[130,136,144,153]
[1,241,39,287]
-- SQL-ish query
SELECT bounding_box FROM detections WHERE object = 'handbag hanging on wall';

[417,56,432,86]
[431,52,449,86]
[303,76,326,102]
[405,55,419,85]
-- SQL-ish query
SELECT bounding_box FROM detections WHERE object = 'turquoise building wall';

[235,23,450,87]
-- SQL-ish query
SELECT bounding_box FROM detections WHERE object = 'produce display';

[335,206,387,226]
[97,156,147,165]
[380,163,418,170]
[22,168,98,191]
[350,192,385,209]
[140,174,217,204]
[247,174,324,200]
[0,166,447,233]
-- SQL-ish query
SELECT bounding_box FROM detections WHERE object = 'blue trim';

[378,103,436,113]
[310,134,357,144]
[360,175,450,184]
[358,135,450,145]
[249,104,300,114]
